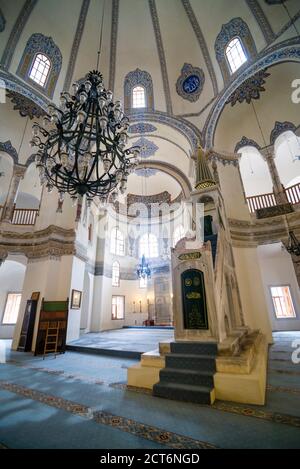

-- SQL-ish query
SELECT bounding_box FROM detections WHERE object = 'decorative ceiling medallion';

[128,123,157,134]
[176,63,205,102]
[6,90,45,119]
[133,137,159,158]
[135,168,158,177]
[226,70,270,106]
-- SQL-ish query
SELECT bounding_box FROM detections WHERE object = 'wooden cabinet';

[34,299,69,356]
[17,300,38,352]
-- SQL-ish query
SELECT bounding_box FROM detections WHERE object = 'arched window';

[139,233,158,258]
[17,33,62,98]
[173,225,185,247]
[110,228,125,256]
[112,261,120,287]
[124,69,154,112]
[215,18,256,82]
[225,37,247,74]
[29,53,51,87]
[132,86,146,108]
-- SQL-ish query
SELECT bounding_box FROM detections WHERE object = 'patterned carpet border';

[0,380,217,449]
[211,401,300,428]
[93,410,216,449]
[269,368,300,377]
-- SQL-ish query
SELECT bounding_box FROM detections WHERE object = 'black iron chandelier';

[31,70,140,216]
[286,231,300,256]
[137,254,151,279]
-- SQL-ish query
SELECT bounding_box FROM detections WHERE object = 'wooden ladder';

[43,321,61,359]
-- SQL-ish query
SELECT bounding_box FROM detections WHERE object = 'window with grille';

[225,37,247,74]
[110,228,125,256]
[112,261,120,287]
[132,86,146,108]
[29,53,51,86]
[2,293,22,324]
[111,295,125,320]
[270,286,296,319]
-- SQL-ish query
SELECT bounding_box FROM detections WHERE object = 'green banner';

[181,269,208,330]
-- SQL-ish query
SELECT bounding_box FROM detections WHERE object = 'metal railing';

[11,207,39,225]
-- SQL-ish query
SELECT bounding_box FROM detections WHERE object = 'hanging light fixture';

[285,231,300,256]
[31,1,140,218]
[137,254,151,279]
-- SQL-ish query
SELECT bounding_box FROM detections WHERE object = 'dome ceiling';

[0,0,299,199]
[1,0,299,115]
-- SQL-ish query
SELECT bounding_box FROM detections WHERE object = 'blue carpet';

[0,332,300,449]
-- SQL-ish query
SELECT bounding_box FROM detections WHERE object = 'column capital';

[260,145,275,161]
[13,164,27,178]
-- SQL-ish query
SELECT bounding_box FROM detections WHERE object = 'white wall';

[66,256,86,343]
[0,260,26,339]
[257,243,300,331]
[233,246,273,342]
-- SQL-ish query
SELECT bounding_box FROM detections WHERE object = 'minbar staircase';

[153,342,217,404]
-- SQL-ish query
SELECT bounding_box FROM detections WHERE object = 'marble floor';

[67,327,175,358]
[0,331,300,449]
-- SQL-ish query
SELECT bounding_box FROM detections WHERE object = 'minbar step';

[159,367,214,387]
[153,382,214,405]
[165,353,216,372]
[170,341,217,356]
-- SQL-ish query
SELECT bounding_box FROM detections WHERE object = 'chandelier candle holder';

[31,70,140,220]
[286,231,300,257]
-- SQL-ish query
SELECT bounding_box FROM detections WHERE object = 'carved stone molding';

[0,225,76,261]
[207,149,239,167]
[6,90,45,119]
[229,210,300,246]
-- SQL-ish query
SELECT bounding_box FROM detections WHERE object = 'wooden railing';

[285,182,300,205]
[246,192,277,213]
[11,207,39,225]
[0,205,3,220]
[246,182,300,214]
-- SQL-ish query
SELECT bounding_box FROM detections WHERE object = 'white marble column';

[2,164,26,222]
[263,149,288,205]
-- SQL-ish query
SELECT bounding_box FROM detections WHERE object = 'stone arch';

[136,160,192,198]
[0,141,18,164]
[17,33,62,98]
[204,38,300,148]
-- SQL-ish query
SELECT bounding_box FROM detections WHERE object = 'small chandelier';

[31,70,140,216]
[137,254,151,279]
[286,231,300,256]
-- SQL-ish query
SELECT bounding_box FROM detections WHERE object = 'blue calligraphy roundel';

[182,74,201,94]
